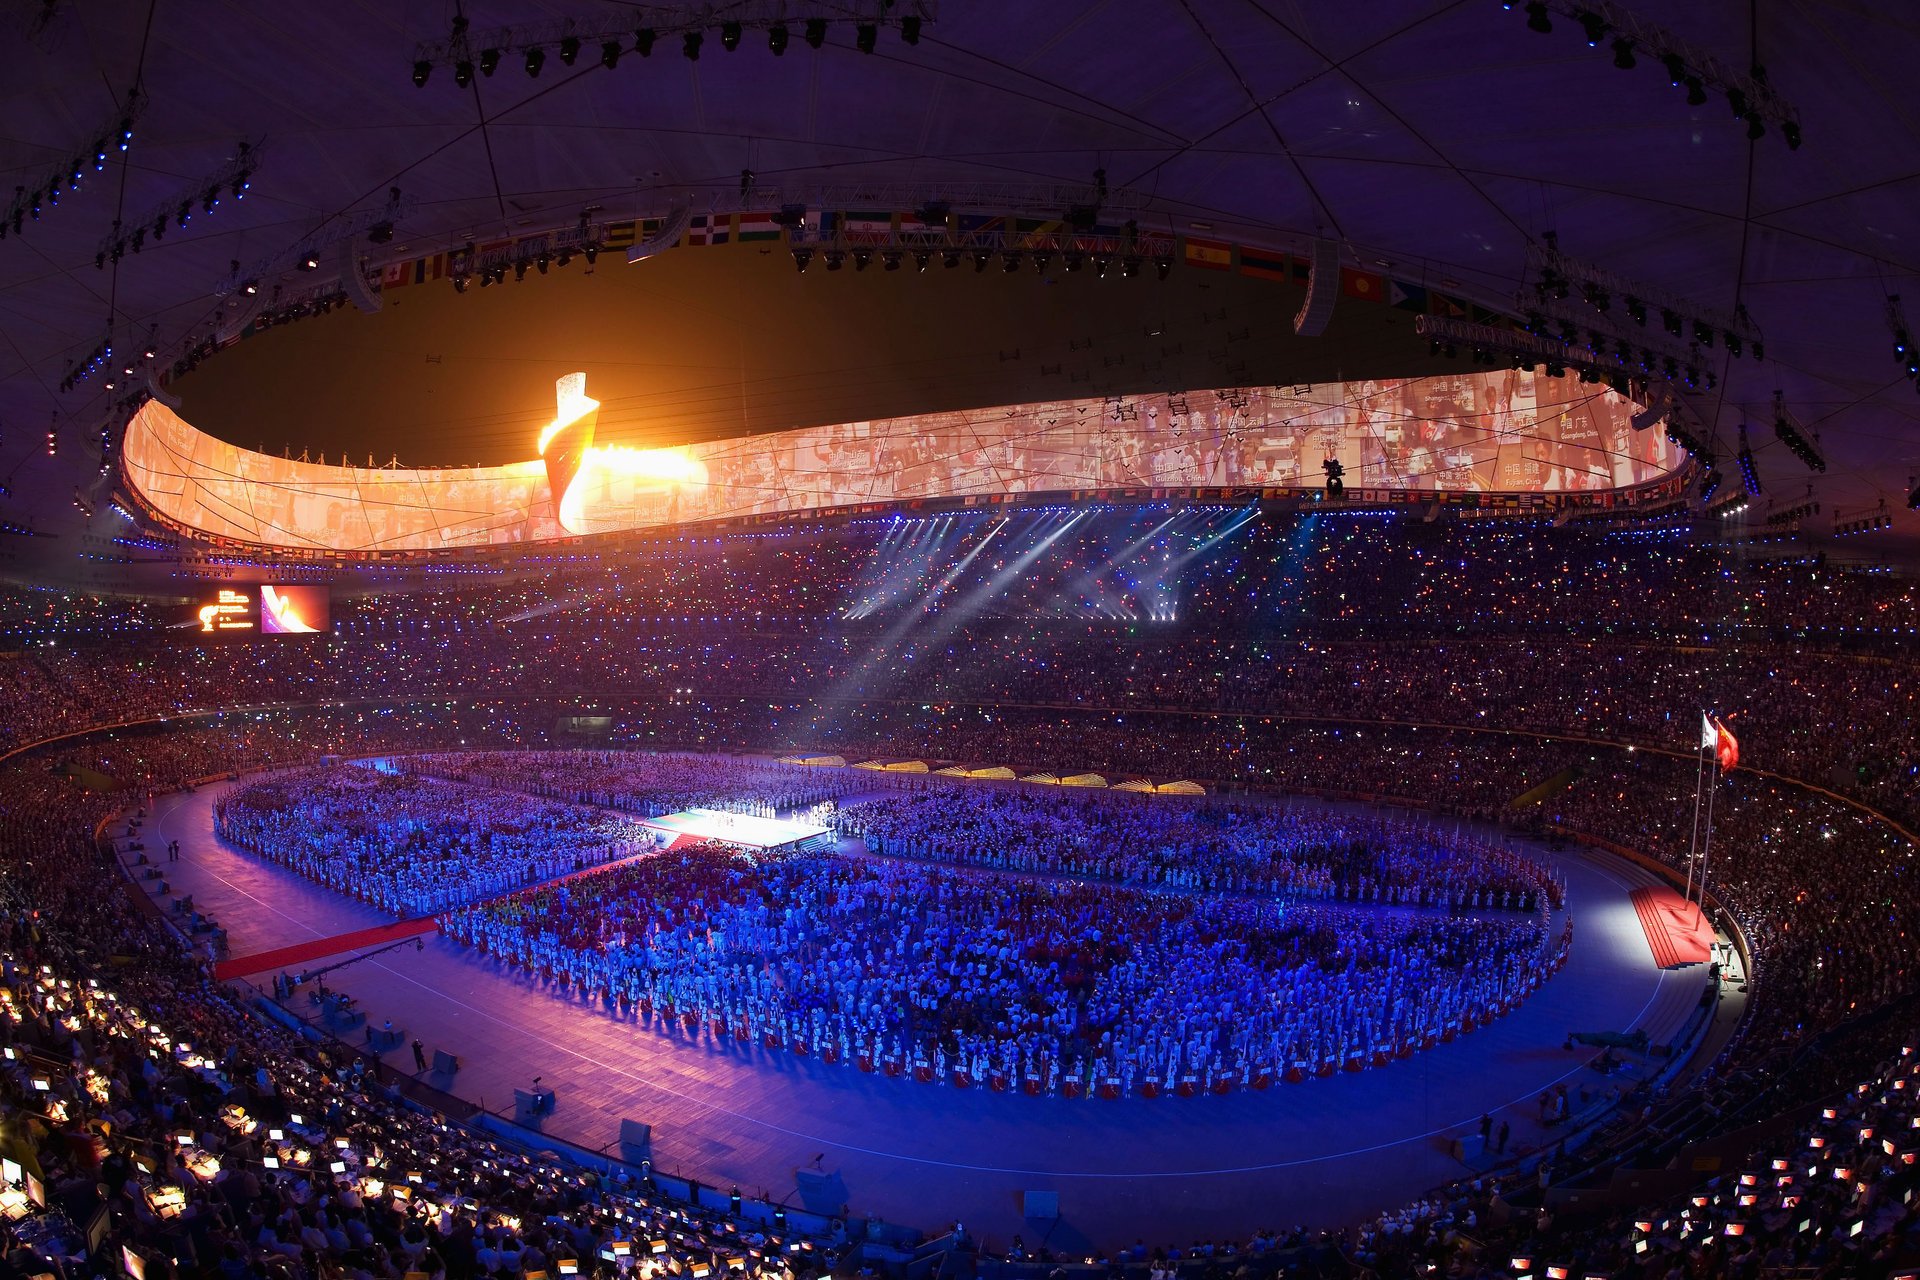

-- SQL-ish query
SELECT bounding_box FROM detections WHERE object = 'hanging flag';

[1340,267,1385,301]
[736,211,782,242]
[1183,237,1232,270]
[1388,280,1427,313]
[1238,248,1290,282]
[381,261,411,289]
[1699,712,1718,752]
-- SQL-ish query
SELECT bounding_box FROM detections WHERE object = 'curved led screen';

[123,371,1678,553]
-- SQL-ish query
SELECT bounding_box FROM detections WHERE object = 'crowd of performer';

[397,750,866,818]
[213,767,648,916]
[836,784,1562,908]
[439,840,1564,1096]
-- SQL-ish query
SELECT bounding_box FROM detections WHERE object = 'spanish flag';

[1183,237,1232,270]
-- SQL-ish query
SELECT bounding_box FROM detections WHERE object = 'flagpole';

[1696,754,1722,918]
[1684,712,1710,903]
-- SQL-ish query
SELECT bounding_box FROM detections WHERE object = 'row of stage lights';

[1834,504,1894,536]
[792,245,1172,278]
[94,166,252,270]
[0,117,134,241]
[413,13,921,88]
[1527,279,1760,362]
[454,243,604,292]
[1502,1,1801,147]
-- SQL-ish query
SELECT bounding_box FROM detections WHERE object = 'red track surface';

[1629,886,1714,968]
[214,917,439,980]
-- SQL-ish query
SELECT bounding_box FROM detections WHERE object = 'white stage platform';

[639,807,833,853]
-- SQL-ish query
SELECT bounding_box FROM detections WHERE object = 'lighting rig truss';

[409,1,936,84]
[1889,295,1919,389]
[1832,501,1893,537]
[96,141,261,269]
[1526,238,1763,359]
[58,324,118,394]
[787,216,1177,278]
[0,90,146,241]
[1771,391,1826,473]
[1512,1,1802,147]
[1413,313,1651,398]
[745,178,1149,226]
[436,216,621,289]
[1518,296,1710,389]
[214,189,416,297]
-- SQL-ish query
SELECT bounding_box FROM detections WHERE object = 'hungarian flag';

[1701,713,1739,771]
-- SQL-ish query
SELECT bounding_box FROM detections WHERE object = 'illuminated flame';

[537,373,706,534]
[261,586,321,633]
[537,372,599,456]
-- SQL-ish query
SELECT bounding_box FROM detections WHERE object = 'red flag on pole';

[1711,714,1738,772]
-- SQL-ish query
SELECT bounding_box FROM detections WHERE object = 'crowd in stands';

[2,510,1919,1270]
[5,520,1920,827]
[213,768,648,916]
[438,839,1562,1096]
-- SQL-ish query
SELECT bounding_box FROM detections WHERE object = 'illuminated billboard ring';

[123,371,1679,553]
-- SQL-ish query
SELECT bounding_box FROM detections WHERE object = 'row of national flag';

[1701,712,1739,772]
[1183,235,1504,320]
[365,217,1495,322]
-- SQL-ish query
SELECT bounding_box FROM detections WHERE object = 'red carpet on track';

[215,917,438,980]
[1629,886,1714,968]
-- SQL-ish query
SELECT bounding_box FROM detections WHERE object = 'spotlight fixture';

[856,22,877,52]
[1611,37,1635,69]
[792,248,813,273]
[514,259,529,281]
[1782,120,1802,150]
[853,248,873,271]
[599,40,621,69]
[524,46,545,77]
[881,249,901,271]
[479,47,500,76]
[1745,113,1765,141]
[824,250,844,271]
[298,253,319,271]
[634,28,655,56]
[1727,87,1748,118]
[1576,10,1607,45]
[1736,429,1763,497]
[1001,251,1021,273]
[1685,77,1707,106]
[1662,53,1687,86]
[1624,295,1647,325]
[682,31,701,60]
[768,24,789,54]
[536,252,550,274]
[1908,479,1919,511]
[559,36,580,65]
[368,221,394,244]
[901,15,921,44]
[720,21,741,51]
[242,279,259,295]
[118,118,132,150]
[1155,256,1172,280]
[941,250,960,269]
[805,18,827,48]
[412,60,431,88]
[453,274,468,293]
[912,249,930,272]
[1524,2,1551,34]
[1121,255,1141,278]
[454,60,474,87]
[1661,308,1683,336]
[973,250,991,273]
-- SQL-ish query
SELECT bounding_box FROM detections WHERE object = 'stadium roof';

[2,0,1917,585]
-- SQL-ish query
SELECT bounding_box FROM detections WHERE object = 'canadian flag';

[1701,712,1739,772]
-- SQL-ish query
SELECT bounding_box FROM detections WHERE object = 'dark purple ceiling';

[2,0,1917,586]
